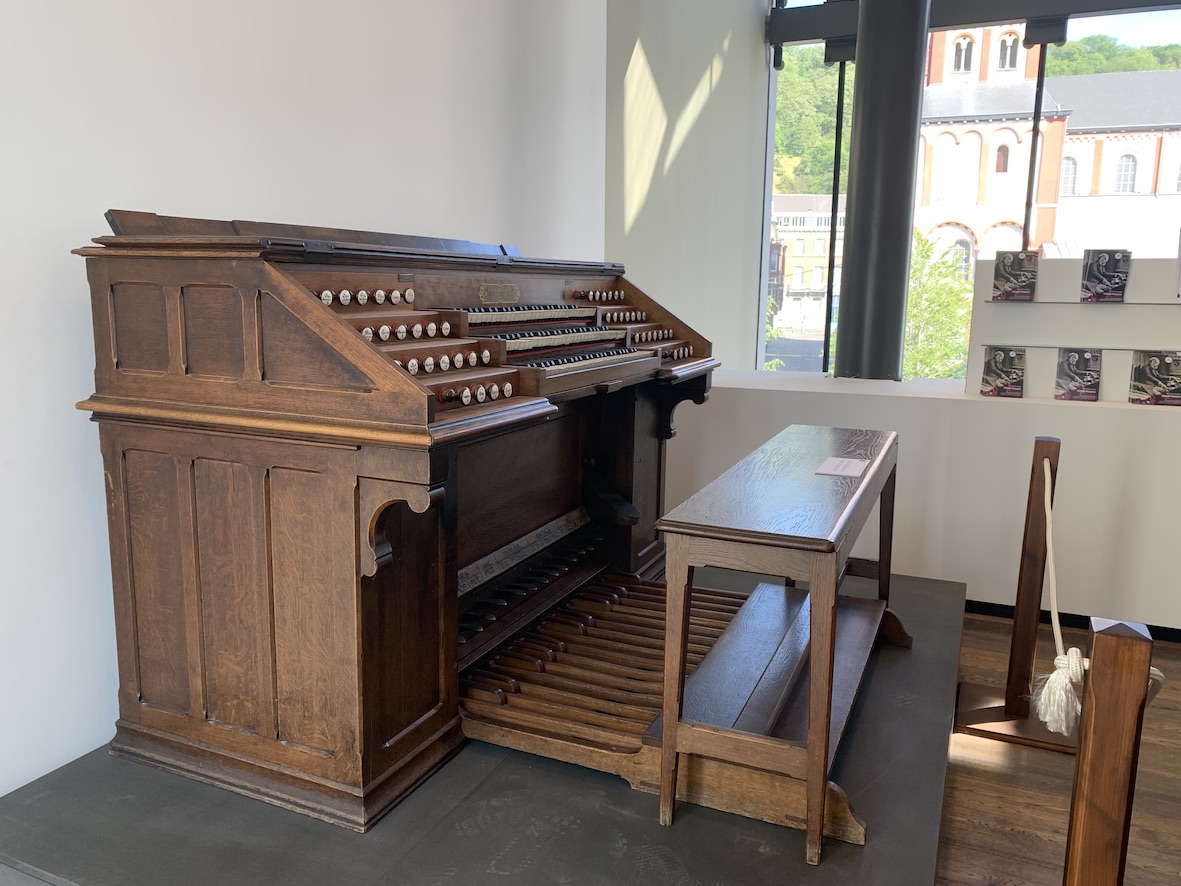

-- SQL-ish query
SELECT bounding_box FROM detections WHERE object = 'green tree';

[1045,34,1181,75]
[903,234,972,380]
[774,46,854,194]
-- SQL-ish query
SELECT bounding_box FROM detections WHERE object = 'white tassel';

[1034,646,1087,736]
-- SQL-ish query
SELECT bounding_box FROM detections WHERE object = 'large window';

[765,8,1181,377]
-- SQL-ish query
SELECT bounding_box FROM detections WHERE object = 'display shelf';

[966,257,1180,403]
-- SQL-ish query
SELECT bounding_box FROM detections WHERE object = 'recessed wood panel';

[269,465,356,758]
[183,285,245,379]
[364,503,445,777]
[124,449,189,713]
[112,283,169,372]
[456,414,582,567]
[194,459,267,733]
[260,293,371,390]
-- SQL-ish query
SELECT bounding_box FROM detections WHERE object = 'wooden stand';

[954,436,1078,753]
[655,425,910,865]
[1063,619,1154,886]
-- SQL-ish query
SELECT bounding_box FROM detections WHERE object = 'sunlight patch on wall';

[624,39,668,234]
[664,34,730,176]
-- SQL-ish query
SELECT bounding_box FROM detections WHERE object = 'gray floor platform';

[0,574,965,886]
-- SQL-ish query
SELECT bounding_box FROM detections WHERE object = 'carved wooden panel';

[269,463,357,763]
[123,449,189,713]
[363,501,448,779]
[456,413,582,567]
[260,292,372,391]
[112,282,169,372]
[182,285,245,379]
[194,458,269,734]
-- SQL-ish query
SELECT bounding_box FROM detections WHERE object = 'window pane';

[765,43,853,372]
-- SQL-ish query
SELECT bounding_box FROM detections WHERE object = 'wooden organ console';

[77,210,722,831]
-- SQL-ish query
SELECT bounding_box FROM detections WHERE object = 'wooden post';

[1062,619,1153,886]
[1004,436,1060,719]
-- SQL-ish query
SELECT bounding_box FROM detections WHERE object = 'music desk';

[655,425,909,864]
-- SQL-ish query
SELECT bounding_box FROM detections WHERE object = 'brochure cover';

[980,346,1025,397]
[1054,348,1102,401]
[1129,350,1181,406]
[991,251,1038,301]
[1080,249,1131,302]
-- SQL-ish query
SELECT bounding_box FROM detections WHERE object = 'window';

[953,240,974,280]
[812,266,824,287]
[1115,154,1137,193]
[998,34,1018,69]
[765,9,1181,381]
[953,36,974,72]
[1060,156,1077,195]
[815,237,826,254]
[795,237,806,254]
[995,145,1009,173]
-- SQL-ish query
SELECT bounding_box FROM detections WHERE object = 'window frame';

[1115,153,1137,193]
[1060,155,1078,195]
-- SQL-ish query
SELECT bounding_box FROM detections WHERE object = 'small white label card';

[816,457,869,478]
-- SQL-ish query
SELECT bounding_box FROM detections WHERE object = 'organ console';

[77,210,719,831]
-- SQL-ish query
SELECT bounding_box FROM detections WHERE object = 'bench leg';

[878,465,895,603]
[806,554,838,864]
[659,535,693,826]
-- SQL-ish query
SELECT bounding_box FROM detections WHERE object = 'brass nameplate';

[479,283,521,304]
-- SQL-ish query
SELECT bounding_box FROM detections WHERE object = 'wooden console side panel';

[99,422,363,785]
[84,255,428,430]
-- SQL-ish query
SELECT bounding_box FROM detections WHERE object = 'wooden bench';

[655,425,909,864]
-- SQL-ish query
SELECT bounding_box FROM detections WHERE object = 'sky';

[1065,9,1181,46]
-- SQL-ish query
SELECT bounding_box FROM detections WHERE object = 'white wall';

[0,0,606,797]
[605,0,771,371]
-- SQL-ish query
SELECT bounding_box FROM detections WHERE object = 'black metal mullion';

[822,60,847,374]
[1022,43,1050,252]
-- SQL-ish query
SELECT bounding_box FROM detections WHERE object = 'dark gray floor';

[0,574,965,886]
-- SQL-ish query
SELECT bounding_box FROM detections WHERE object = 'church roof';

[922,70,1181,132]
[1044,70,1181,131]
[922,81,1047,123]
